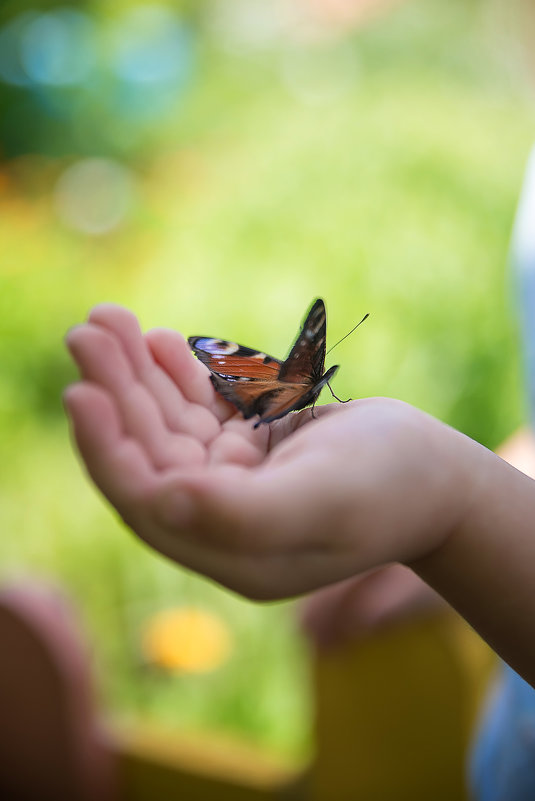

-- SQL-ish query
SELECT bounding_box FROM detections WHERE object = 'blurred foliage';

[0,0,534,760]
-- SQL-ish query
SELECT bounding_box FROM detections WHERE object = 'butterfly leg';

[327,382,352,404]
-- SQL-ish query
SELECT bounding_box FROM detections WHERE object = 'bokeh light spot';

[54,158,135,235]
[21,8,96,87]
[141,607,233,674]
[207,0,301,52]
[281,40,359,106]
[110,4,191,85]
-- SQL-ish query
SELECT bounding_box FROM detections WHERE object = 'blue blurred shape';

[512,147,535,428]
[21,8,96,86]
[110,4,192,86]
[0,5,196,156]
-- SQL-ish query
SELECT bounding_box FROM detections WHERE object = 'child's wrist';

[404,420,484,569]
[407,428,495,585]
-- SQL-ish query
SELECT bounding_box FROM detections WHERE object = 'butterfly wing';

[209,372,310,423]
[187,337,284,419]
[261,298,341,421]
[278,298,328,384]
[250,363,339,425]
[188,299,339,426]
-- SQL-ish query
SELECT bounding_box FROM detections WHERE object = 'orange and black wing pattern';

[188,298,339,427]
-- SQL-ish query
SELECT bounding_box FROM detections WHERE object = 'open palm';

[65,304,457,600]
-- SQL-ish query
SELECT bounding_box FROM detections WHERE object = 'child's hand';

[65,305,535,683]
[64,305,473,601]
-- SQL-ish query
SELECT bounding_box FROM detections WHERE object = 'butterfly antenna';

[326,313,369,356]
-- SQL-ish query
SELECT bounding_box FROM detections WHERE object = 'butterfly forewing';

[187,336,285,419]
[278,299,327,384]
[188,338,281,377]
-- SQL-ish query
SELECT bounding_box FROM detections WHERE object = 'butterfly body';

[188,299,340,427]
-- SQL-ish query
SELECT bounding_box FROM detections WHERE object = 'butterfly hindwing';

[210,373,280,420]
[188,338,281,378]
[249,368,339,425]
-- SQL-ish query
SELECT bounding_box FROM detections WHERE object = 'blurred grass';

[0,0,534,761]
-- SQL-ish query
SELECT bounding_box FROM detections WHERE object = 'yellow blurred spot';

[141,607,232,674]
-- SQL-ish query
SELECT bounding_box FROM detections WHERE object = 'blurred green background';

[1,0,534,763]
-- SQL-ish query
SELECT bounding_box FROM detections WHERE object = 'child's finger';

[89,305,220,445]
[88,304,153,375]
[146,327,235,423]
[208,415,269,466]
[66,325,206,471]
[63,382,157,512]
[64,383,246,586]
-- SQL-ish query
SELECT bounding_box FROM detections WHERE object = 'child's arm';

[413,443,535,687]
[64,304,535,686]
[301,429,535,649]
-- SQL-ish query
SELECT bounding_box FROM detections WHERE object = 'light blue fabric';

[512,146,535,429]
[470,665,535,801]
[469,146,535,800]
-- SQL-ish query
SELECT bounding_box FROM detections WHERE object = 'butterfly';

[188,298,367,428]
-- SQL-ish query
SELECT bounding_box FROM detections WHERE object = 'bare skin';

[299,565,445,648]
[301,430,535,649]
[64,304,535,686]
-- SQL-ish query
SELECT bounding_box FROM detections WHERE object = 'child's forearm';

[412,440,535,686]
